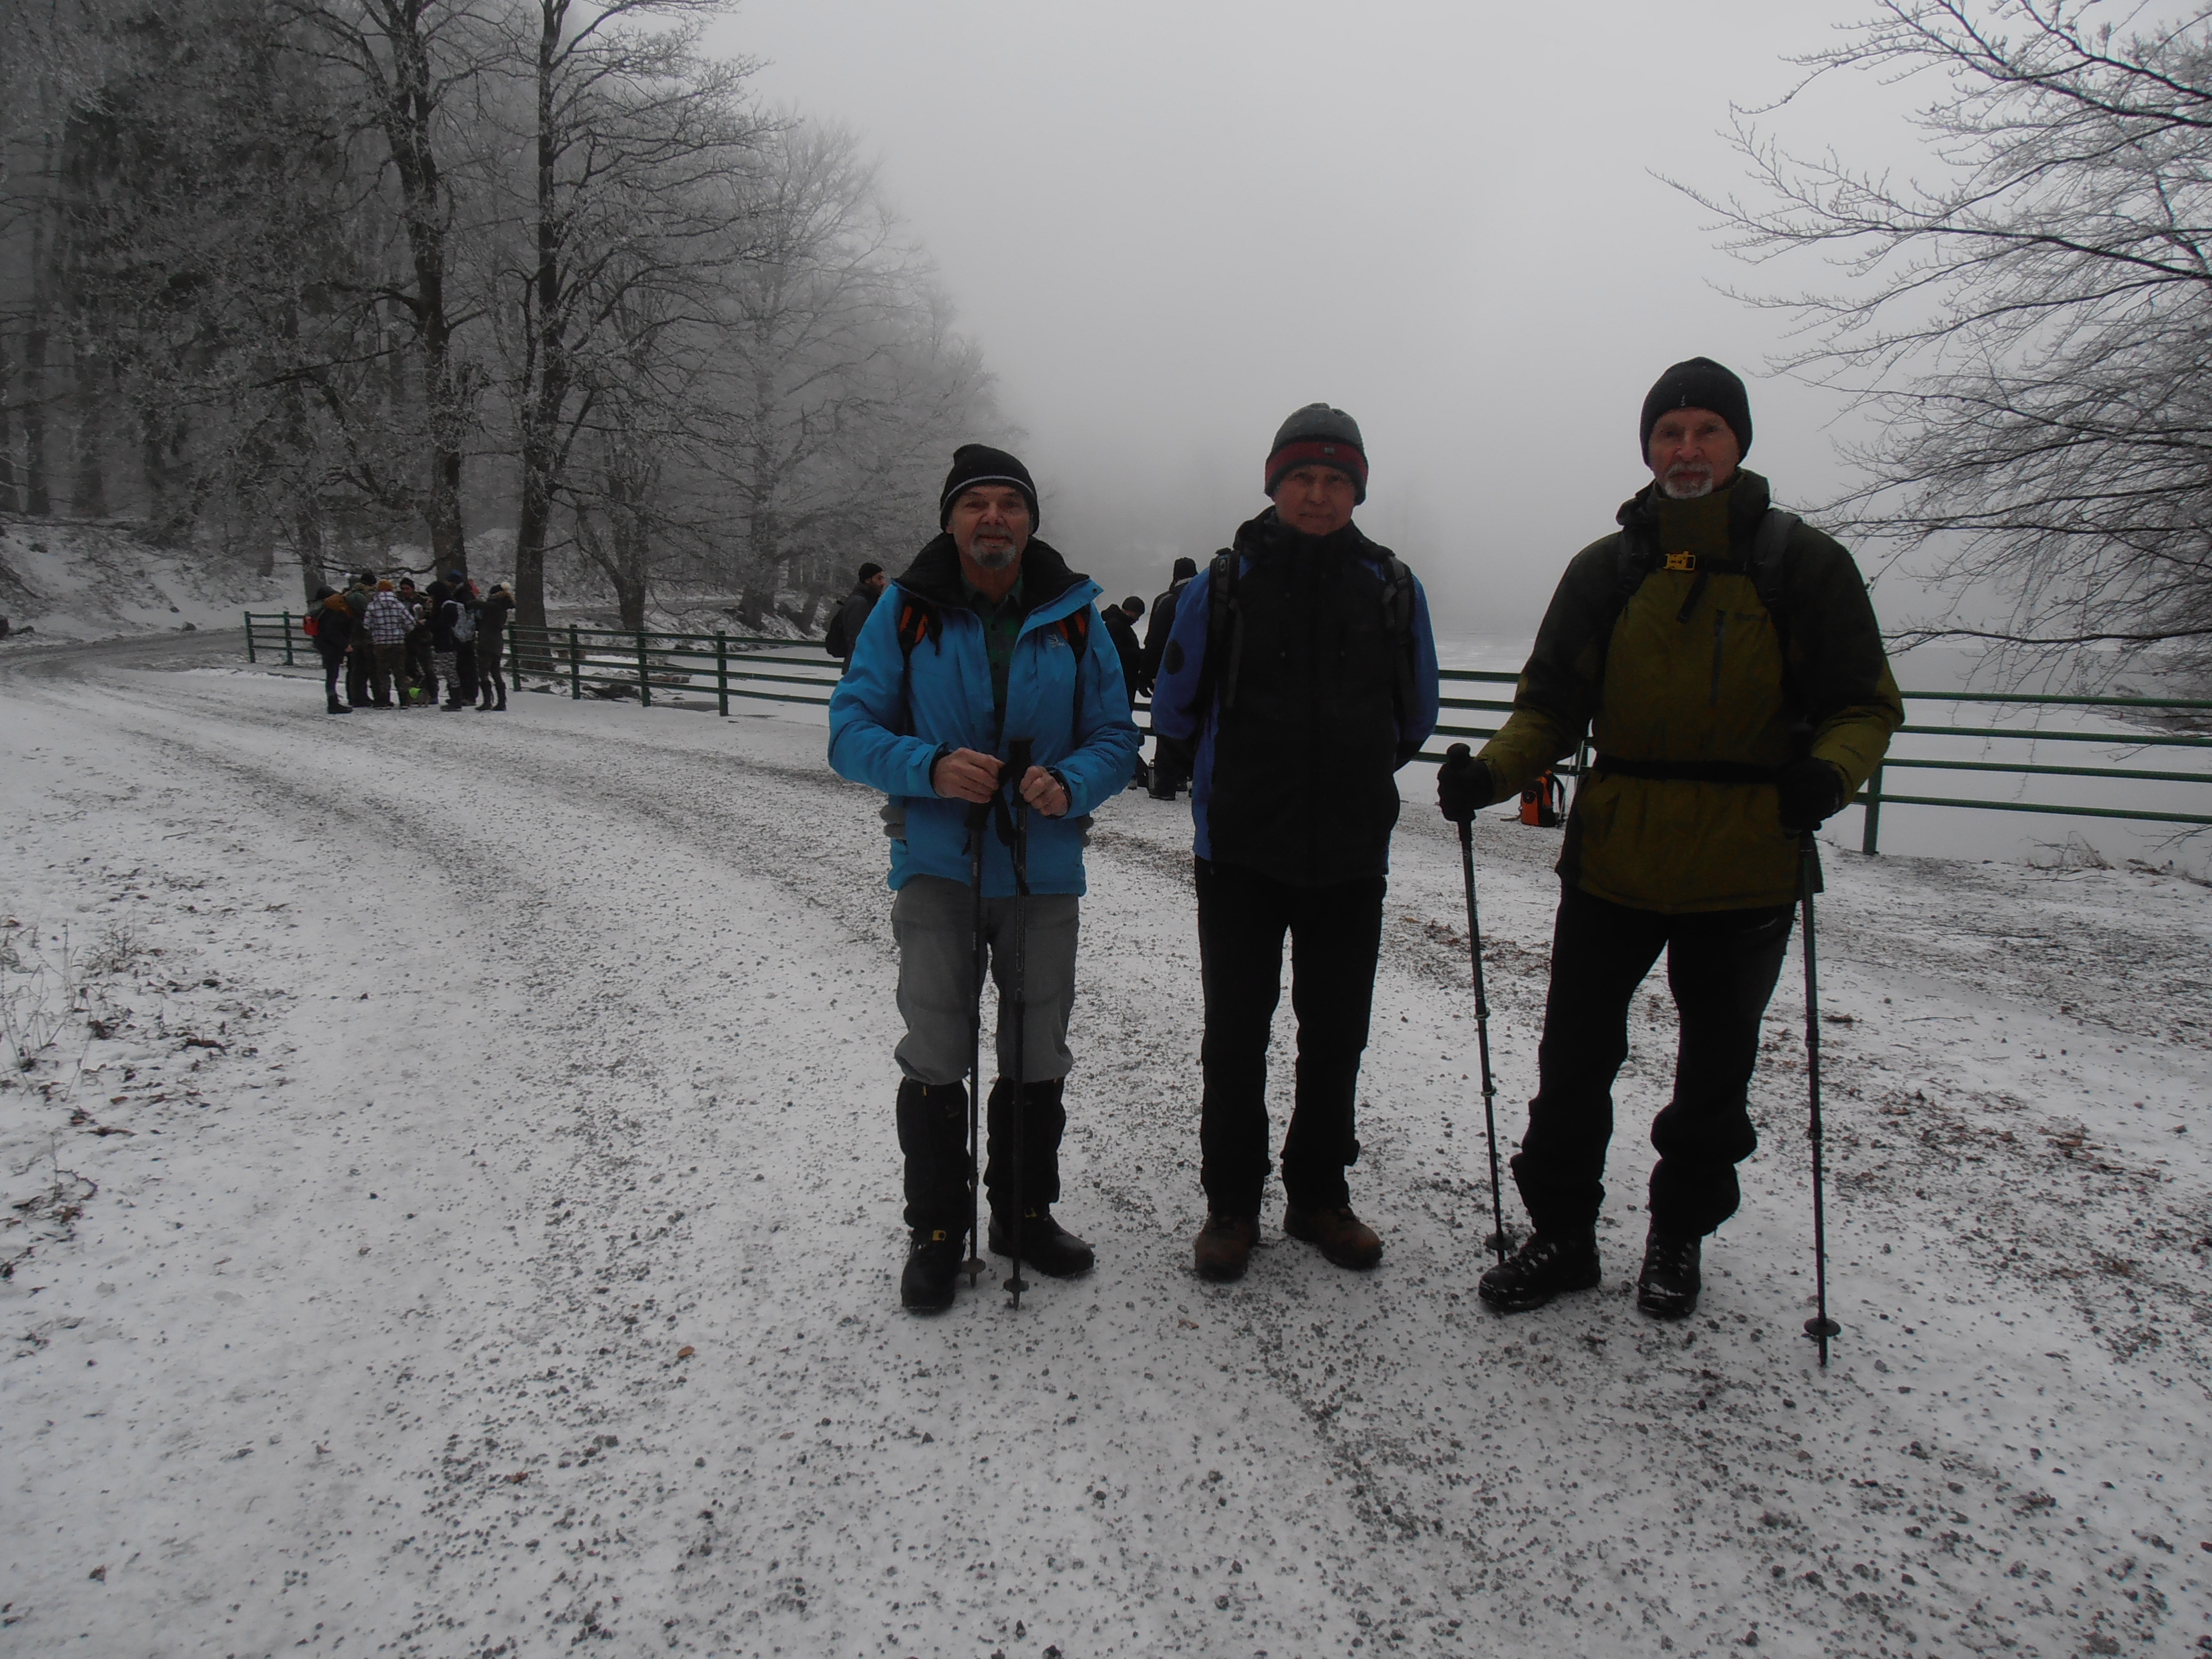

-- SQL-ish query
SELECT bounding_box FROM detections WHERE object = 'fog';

[711,1,1927,631]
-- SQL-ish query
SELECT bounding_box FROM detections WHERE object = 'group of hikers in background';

[304,571,514,715]
[827,357,1902,1322]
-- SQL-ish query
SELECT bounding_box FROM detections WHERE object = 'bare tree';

[492,0,763,629]
[287,0,501,577]
[1689,1,2212,683]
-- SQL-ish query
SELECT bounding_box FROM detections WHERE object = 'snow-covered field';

[2,631,2206,1658]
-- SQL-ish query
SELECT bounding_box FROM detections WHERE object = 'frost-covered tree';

[1695,1,2212,683]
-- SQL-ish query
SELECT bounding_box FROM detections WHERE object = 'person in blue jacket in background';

[829,444,1140,1312]
[1151,404,1440,1284]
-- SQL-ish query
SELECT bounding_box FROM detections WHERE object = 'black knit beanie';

[856,561,884,584]
[1172,556,1197,581]
[938,444,1039,529]
[1638,358,1752,462]
[1265,403,1368,502]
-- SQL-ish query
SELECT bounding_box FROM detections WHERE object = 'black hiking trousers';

[316,641,348,708]
[1514,884,1794,1242]
[1196,857,1386,1219]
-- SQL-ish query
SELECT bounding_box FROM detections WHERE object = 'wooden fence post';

[716,631,729,717]
[282,611,295,666]
[636,629,651,707]
[245,611,257,664]
[1860,763,1884,856]
[569,625,582,698]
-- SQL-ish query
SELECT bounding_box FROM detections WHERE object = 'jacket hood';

[894,532,1090,615]
[1617,468,1773,541]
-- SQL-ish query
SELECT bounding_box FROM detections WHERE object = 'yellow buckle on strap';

[1664,551,1697,572]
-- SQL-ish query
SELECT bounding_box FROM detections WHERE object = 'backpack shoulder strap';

[1749,507,1799,619]
[1376,554,1419,733]
[1196,547,1241,713]
[891,592,942,737]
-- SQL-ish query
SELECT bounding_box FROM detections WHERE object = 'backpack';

[1520,770,1565,828]
[890,590,1093,737]
[449,601,476,644]
[1581,506,1806,791]
[1604,507,1799,660]
[301,612,319,639]
[823,605,849,660]
[1197,544,1420,727]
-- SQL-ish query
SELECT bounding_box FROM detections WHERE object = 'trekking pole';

[962,801,990,1288]
[1002,738,1034,1308]
[1798,832,1841,1367]
[1446,745,1508,1267]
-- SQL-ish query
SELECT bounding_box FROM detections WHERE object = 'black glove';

[1776,757,1846,835]
[1437,743,1495,825]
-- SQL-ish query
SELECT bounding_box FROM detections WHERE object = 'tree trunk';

[22,137,54,517]
[375,0,468,578]
[512,0,573,631]
[69,327,106,518]
[0,342,17,515]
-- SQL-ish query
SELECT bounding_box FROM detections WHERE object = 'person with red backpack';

[828,445,1138,1312]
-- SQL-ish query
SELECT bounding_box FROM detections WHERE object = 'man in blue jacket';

[1152,404,1440,1283]
[829,444,1140,1312]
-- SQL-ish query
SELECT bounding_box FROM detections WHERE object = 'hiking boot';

[1193,1213,1258,1282]
[987,1208,1094,1278]
[1636,1228,1702,1320]
[326,701,351,714]
[1476,1230,1601,1313]
[900,1227,965,1312]
[1283,1203,1382,1271]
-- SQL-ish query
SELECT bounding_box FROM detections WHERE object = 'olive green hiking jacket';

[1477,470,1902,913]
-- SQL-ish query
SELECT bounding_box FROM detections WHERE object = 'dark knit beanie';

[1265,403,1368,502]
[1172,556,1197,581]
[1638,358,1752,461]
[1121,595,1145,617]
[938,444,1039,529]
[856,561,884,584]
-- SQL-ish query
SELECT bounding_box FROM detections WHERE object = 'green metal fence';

[246,612,2212,850]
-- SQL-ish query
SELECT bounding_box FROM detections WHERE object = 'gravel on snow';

[1,632,2206,1658]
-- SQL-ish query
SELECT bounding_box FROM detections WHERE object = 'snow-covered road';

[3,632,2206,1658]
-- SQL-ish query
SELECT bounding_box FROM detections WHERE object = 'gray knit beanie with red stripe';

[1265,403,1368,503]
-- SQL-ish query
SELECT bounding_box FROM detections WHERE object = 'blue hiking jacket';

[1151,513,1441,876]
[828,535,1141,897]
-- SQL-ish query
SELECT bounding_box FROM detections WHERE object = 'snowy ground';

[2,631,2207,1659]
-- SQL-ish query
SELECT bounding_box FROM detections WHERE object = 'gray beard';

[970,539,1019,570]
[1658,469,1716,500]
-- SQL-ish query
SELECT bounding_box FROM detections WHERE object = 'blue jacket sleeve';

[827,592,944,799]
[1049,606,1141,818]
[1149,567,1213,742]
[1402,576,1441,756]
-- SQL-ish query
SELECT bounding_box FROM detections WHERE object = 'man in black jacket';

[1139,558,1199,798]
[826,562,888,671]
[1151,404,1441,1281]
[1101,596,1149,788]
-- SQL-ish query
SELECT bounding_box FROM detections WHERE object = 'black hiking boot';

[326,700,351,714]
[987,1208,1094,1278]
[900,1227,965,1312]
[1476,1230,1601,1313]
[1635,1228,1702,1319]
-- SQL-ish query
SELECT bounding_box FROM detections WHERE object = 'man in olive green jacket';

[1437,357,1901,1320]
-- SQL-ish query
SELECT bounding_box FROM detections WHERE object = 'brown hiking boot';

[1193,1213,1258,1282]
[1283,1204,1382,1270]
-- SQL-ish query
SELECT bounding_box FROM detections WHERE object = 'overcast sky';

[709,2,1921,631]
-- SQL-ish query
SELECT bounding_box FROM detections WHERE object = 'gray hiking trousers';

[891,874,1080,1086]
